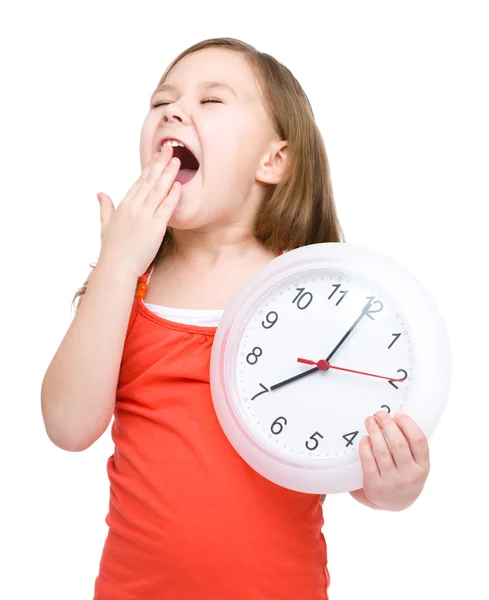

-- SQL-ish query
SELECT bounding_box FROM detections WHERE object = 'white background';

[1,1,487,599]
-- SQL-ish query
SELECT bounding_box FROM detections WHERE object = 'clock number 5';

[305,431,324,451]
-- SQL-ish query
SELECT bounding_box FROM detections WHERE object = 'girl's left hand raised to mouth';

[355,410,430,511]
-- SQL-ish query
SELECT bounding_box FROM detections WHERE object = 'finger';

[393,413,430,469]
[365,416,396,476]
[359,435,380,481]
[374,410,414,470]
[146,156,181,208]
[154,180,181,222]
[98,192,114,231]
[124,147,173,205]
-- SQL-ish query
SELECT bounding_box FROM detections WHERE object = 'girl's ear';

[255,140,289,185]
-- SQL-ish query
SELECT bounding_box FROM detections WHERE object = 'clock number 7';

[251,383,269,401]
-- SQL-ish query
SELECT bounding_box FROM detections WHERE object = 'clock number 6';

[271,416,287,435]
[305,431,324,451]
[388,369,408,389]
[246,347,263,365]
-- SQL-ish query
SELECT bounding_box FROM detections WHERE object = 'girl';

[41,37,431,600]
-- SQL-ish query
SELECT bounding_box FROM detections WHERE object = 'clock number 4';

[342,431,359,447]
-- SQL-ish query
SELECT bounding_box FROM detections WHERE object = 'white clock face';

[234,268,413,466]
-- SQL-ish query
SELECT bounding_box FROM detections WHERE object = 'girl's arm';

[41,259,138,451]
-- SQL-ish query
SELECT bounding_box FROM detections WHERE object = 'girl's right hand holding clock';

[96,144,181,279]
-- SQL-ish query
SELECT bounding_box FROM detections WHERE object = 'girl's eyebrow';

[152,81,237,101]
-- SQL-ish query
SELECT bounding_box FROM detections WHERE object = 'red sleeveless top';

[93,265,330,599]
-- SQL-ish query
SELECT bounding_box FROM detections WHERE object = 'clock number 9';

[262,311,278,329]
[246,347,263,365]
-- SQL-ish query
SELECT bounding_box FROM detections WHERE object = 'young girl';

[42,37,431,600]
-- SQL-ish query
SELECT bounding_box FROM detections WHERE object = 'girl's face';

[139,47,287,233]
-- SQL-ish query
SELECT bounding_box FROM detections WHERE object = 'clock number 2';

[388,369,408,389]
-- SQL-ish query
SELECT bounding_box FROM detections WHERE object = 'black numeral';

[388,333,401,349]
[388,369,408,389]
[380,404,391,413]
[342,431,359,447]
[305,431,324,451]
[328,284,349,306]
[251,383,269,401]
[292,287,313,310]
[271,416,287,435]
[246,347,263,365]
[262,311,278,329]
[364,296,384,320]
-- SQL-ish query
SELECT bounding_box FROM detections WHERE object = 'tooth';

[163,140,184,147]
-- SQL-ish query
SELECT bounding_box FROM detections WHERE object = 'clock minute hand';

[270,303,370,392]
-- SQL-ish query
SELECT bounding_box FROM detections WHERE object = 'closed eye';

[151,98,222,109]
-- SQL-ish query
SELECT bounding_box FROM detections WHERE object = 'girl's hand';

[97,144,181,279]
[358,411,430,511]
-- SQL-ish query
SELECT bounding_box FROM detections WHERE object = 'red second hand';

[297,358,404,382]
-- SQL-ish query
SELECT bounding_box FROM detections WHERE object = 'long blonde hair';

[72,38,345,505]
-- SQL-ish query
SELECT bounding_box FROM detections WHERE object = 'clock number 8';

[246,346,263,365]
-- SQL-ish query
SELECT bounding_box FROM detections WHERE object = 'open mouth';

[170,145,200,186]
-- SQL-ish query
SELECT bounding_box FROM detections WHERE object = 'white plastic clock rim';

[210,242,452,494]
